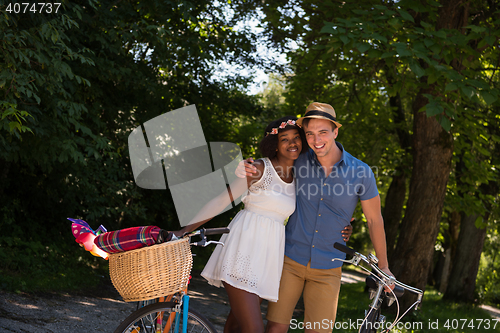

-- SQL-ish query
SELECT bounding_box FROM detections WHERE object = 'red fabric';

[94,226,160,254]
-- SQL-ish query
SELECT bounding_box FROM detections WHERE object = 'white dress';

[201,157,296,302]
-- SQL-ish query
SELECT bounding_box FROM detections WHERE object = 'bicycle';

[333,243,424,333]
[112,227,230,333]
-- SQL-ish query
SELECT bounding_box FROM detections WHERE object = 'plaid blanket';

[94,226,161,254]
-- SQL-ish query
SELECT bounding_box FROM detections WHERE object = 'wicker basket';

[109,237,193,302]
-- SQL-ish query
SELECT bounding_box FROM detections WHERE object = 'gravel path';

[0,272,235,333]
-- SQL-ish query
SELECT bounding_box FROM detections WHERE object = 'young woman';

[174,116,351,333]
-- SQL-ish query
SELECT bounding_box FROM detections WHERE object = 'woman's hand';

[235,157,257,178]
[342,224,353,242]
[172,230,183,238]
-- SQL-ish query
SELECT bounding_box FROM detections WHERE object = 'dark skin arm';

[172,160,266,238]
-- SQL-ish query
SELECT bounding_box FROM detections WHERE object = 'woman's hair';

[259,115,308,159]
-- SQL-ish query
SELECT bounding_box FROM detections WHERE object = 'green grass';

[289,282,500,333]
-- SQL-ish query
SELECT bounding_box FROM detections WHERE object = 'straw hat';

[296,102,342,128]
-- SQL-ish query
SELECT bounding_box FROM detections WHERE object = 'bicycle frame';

[333,242,424,333]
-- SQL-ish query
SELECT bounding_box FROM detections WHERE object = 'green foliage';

[0,0,268,291]
[0,2,92,139]
[258,73,287,109]
[477,228,500,306]
[318,0,499,132]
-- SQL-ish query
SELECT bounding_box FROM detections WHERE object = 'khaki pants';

[266,256,342,333]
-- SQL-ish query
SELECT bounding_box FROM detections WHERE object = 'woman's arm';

[173,160,265,236]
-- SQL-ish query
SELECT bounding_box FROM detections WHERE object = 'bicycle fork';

[365,284,386,326]
[172,294,190,333]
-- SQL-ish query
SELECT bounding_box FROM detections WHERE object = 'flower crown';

[266,120,297,136]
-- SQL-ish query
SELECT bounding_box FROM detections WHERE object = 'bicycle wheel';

[359,308,382,333]
[114,302,217,333]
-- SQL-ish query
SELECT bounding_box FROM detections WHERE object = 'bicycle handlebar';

[334,242,357,257]
[204,227,230,235]
[186,227,230,247]
[366,275,405,298]
[333,242,423,304]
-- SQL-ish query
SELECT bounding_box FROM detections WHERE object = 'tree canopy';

[1,0,499,307]
[250,0,500,306]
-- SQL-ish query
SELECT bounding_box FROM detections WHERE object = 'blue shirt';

[285,142,379,269]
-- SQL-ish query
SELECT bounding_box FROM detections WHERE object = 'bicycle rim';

[113,302,217,333]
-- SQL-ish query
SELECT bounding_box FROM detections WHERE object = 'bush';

[0,236,108,293]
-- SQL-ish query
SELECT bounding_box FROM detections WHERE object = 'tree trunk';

[0,160,10,199]
[444,213,486,302]
[383,88,411,259]
[438,248,452,293]
[444,176,498,302]
[447,211,461,261]
[383,169,407,258]
[389,0,469,310]
[389,90,453,310]
[432,210,461,290]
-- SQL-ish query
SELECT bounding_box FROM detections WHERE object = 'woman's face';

[276,128,302,160]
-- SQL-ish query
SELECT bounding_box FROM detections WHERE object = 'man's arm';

[360,195,394,278]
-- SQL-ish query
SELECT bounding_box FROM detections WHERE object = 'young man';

[243,102,393,333]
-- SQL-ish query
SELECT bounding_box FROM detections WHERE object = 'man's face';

[303,118,338,158]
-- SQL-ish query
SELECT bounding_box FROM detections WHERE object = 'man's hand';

[235,157,257,178]
[380,267,396,292]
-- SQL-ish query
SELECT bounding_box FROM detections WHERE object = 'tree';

[252,0,500,308]
[443,106,500,302]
